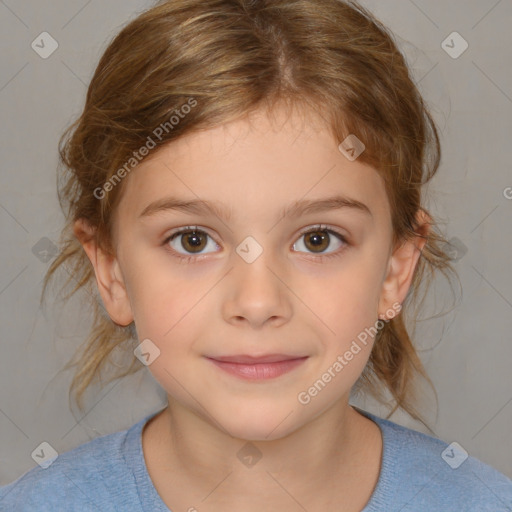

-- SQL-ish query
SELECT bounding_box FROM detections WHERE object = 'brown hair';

[41,0,459,426]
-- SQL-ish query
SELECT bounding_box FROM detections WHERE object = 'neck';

[144,396,382,509]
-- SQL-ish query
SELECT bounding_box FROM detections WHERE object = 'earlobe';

[378,210,430,318]
[73,218,134,327]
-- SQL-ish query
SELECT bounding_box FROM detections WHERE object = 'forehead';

[116,104,391,228]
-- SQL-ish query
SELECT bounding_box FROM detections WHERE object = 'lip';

[208,354,306,364]
[205,354,309,380]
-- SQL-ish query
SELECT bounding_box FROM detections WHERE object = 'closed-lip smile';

[205,354,309,380]
[208,354,307,364]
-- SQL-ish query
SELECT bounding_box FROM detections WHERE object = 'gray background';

[0,0,511,487]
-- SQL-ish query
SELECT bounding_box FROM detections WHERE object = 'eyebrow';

[138,194,373,221]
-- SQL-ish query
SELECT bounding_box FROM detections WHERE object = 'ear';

[73,218,134,326]
[377,209,431,319]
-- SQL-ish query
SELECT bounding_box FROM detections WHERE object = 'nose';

[221,247,293,330]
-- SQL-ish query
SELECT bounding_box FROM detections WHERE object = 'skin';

[74,102,429,511]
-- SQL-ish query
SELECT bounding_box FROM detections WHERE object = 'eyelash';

[162,224,350,263]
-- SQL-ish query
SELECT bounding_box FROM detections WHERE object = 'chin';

[226,422,295,442]
[212,400,304,442]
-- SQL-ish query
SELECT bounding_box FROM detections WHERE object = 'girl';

[2,0,512,510]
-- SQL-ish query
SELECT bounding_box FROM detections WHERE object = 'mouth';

[205,354,309,380]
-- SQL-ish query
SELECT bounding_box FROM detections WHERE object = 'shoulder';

[357,408,512,512]
[0,415,149,512]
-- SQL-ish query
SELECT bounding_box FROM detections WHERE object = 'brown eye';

[293,226,347,256]
[304,230,330,253]
[179,230,207,253]
[165,228,219,256]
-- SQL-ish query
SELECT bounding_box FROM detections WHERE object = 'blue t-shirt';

[1,407,512,511]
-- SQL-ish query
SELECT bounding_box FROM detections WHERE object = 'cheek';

[128,275,209,399]
[124,245,213,337]
[127,273,227,398]
[303,258,384,337]
[135,289,203,342]
[295,258,385,397]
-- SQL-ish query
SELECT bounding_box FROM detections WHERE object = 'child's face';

[86,103,422,440]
